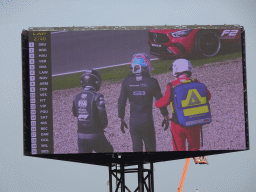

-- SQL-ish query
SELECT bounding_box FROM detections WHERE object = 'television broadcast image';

[50,28,246,154]
[23,26,248,157]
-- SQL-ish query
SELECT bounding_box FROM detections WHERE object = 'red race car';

[148,29,241,58]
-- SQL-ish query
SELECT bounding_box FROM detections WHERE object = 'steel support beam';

[108,162,154,192]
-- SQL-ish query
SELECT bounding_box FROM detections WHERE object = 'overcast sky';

[0,0,256,191]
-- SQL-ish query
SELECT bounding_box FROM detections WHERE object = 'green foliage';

[52,52,242,90]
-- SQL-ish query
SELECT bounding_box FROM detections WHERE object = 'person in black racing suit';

[118,53,169,152]
[72,69,113,153]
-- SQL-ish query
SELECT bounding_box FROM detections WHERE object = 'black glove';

[162,116,169,131]
[120,120,128,133]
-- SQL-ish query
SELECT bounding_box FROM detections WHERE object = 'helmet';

[170,59,192,77]
[131,53,152,74]
[81,69,102,91]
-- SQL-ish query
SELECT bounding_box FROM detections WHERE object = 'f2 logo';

[221,29,238,37]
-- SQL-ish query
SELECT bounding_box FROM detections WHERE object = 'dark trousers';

[78,134,113,153]
[129,113,156,152]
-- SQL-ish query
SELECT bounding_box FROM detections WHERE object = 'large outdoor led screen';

[23,26,248,158]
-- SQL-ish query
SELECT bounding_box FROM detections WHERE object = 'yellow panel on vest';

[181,89,207,107]
[170,102,174,113]
[183,105,209,116]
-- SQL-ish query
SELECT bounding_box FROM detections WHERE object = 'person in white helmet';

[155,59,211,151]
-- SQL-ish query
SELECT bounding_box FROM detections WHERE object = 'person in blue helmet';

[118,53,169,152]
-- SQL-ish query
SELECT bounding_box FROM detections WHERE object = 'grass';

[52,52,242,91]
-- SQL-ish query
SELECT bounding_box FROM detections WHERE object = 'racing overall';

[155,74,211,151]
[118,72,168,152]
[72,87,113,153]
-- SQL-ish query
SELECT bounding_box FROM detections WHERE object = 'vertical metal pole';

[138,162,144,192]
[120,163,125,192]
[116,163,118,190]
[150,162,154,192]
[109,164,112,192]
[148,168,151,192]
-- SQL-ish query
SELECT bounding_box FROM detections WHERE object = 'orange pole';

[177,158,190,192]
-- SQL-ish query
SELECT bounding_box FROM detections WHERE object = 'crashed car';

[148,29,241,58]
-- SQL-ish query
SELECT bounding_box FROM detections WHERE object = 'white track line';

[52,58,159,77]
[51,31,68,34]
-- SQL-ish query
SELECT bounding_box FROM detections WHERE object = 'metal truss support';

[108,162,154,192]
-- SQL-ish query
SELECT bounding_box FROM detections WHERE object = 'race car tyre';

[194,30,221,58]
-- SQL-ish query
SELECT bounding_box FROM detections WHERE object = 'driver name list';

[29,31,53,154]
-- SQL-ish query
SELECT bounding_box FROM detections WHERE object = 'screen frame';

[22,25,249,166]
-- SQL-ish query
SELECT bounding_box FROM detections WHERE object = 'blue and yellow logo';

[181,89,209,116]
